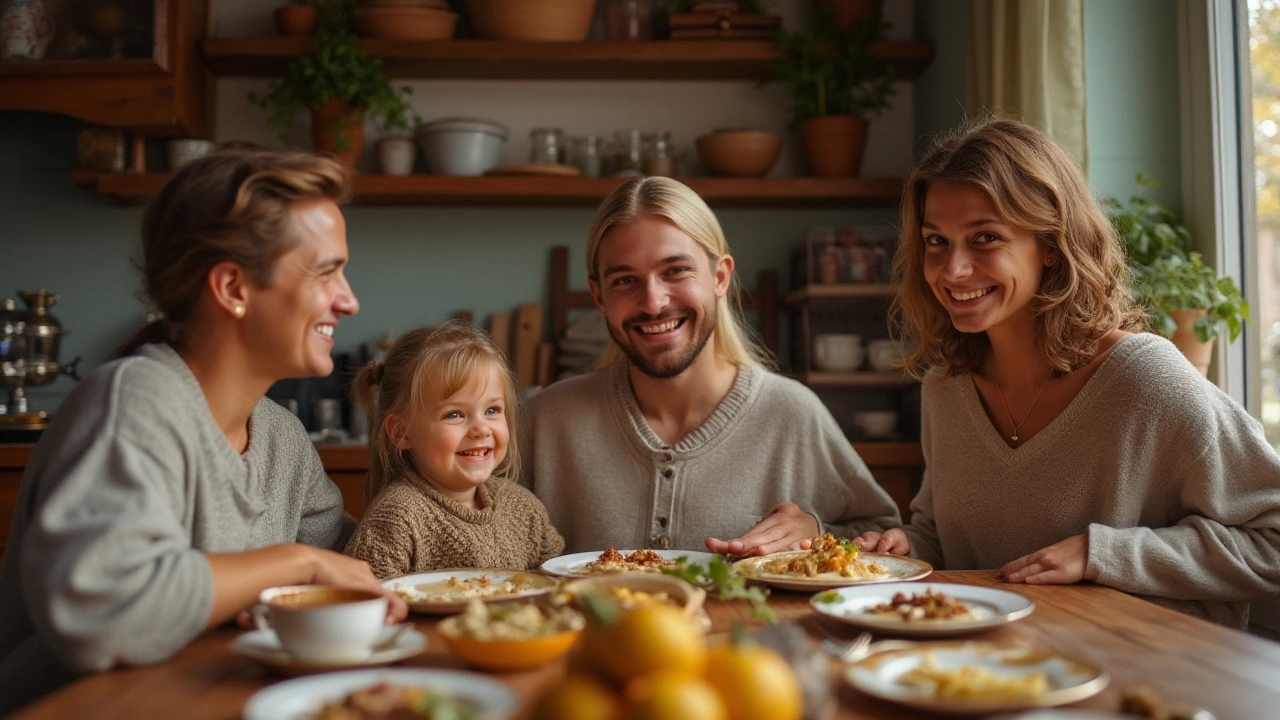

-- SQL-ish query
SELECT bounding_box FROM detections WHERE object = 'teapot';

[0,290,79,428]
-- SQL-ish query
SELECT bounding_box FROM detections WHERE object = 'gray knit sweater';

[344,475,565,578]
[520,362,901,553]
[903,333,1280,628]
[0,344,352,712]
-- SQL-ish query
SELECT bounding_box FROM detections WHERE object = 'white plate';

[243,667,518,720]
[232,625,426,674]
[811,583,1034,637]
[540,549,719,578]
[733,551,932,591]
[382,568,557,614]
[845,641,1109,715]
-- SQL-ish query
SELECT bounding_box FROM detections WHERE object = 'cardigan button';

[649,534,671,549]
[662,452,673,462]
[662,469,673,479]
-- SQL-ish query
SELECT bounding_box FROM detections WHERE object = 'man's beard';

[608,304,718,379]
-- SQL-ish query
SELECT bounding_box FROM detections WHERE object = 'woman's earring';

[233,304,245,318]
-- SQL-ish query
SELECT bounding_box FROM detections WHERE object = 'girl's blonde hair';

[890,118,1146,377]
[351,320,520,504]
[585,176,775,371]
[114,149,351,358]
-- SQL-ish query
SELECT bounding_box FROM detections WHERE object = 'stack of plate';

[358,0,458,40]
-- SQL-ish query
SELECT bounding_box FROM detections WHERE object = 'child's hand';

[854,528,910,555]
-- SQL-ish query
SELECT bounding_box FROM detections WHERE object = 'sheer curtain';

[966,0,1088,171]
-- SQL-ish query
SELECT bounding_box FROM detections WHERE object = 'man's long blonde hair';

[585,177,774,370]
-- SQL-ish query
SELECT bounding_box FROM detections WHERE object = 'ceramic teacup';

[854,410,898,439]
[252,585,387,664]
[813,334,864,372]
[867,339,901,372]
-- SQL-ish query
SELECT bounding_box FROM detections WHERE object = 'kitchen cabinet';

[0,0,213,140]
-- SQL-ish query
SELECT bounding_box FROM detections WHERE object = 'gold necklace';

[994,371,1052,443]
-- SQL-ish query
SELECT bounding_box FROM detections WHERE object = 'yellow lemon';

[530,674,623,720]
[704,641,803,720]
[624,672,728,720]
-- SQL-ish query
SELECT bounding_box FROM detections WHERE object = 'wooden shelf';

[852,441,922,467]
[200,38,935,81]
[784,283,895,306]
[72,171,905,208]
[790,370,914,387]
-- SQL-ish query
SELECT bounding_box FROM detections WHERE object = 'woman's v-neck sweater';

[903,333,1280,627]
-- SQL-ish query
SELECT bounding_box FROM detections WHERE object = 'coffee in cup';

[252,585,387,664]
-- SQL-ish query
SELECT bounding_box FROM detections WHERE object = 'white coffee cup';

[867,339,901,372]
[813,334,864,372]
[252,585,387,664]
[854,410,898,439]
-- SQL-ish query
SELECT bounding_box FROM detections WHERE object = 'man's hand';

[998,534,1087,585]
[853,528,910,555]
[705,502,819,557]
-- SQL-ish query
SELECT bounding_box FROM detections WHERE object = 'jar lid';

[418,117,509,139]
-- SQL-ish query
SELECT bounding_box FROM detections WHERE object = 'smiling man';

[519,177,900,555]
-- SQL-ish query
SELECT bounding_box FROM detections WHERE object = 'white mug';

[854,410,898,439]
[867,339,901,372]
[813,334,863,372]
[252,585,387,664]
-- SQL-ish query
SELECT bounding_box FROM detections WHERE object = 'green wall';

[0,0,1184,412]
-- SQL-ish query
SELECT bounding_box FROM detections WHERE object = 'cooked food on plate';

[310,681,477,720]
[395,573,542,603]
[443,599,584,642]
[583,547,676,574]
[899,652,1048,701]
[760,533,887,579]
[867,589,979,622]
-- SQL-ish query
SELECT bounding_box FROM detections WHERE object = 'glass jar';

[571,135,604,177]
[529,127,566,165]
[643,131,675,177]
[605,0,654,41]
[613,129,644,174]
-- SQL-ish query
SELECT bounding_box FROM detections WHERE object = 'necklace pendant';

[1011,435,1018,442]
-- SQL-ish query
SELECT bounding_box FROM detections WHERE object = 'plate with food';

[382,568,557,614]
[844,641,1109,714]
[242,667,517,720]
[540,548,719,578]
[732,534,932,590]
[811,583,1034,637]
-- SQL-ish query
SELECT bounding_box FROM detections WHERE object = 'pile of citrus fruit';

[530,600,803,720]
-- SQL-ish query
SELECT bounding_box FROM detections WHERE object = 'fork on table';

[820,632,873,663]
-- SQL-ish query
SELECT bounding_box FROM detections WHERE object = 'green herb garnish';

[662,555,776,624]
[814,590,841,604]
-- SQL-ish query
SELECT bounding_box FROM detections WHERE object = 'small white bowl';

[167,139,217,172]
[854,410,898,439]
[416,117,508,176]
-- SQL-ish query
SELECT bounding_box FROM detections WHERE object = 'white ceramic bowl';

[416,117,508,175]
[867,339,901,372]
[854,410,898,439]
[167,139,217,172]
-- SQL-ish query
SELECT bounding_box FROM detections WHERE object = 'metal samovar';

[0,290,80,431]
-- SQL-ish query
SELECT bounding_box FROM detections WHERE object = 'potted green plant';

[250,1,418,170]
[1104,175,1250,375]
[764,5,894,177]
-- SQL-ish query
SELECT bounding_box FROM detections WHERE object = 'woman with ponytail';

[0,150,406,712]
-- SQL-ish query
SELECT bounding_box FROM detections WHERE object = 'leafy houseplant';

[1104,175,1250,373]
[764,5,894,176]
[250,1,418,168]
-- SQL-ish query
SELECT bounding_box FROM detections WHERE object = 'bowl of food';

[560,572,709,630]
[437,599,583,671]
[695,129,784,177]
[416,117,508,176]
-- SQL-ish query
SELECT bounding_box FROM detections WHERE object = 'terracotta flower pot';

[799,115,868,177]
[312,99,366,171]
[819,0,884,34]
[1169,308,1215,377]
[274,5,319,37]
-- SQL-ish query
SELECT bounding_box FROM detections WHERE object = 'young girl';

[344,320,564,578]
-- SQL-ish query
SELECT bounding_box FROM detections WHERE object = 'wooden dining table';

[12,569,1280,719]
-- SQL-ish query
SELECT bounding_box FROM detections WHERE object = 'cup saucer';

[232,624,427,675]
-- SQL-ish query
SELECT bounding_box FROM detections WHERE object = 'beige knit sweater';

[904,333,1280,628]
[344,473,564,579]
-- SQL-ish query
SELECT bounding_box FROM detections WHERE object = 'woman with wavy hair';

[856,119,1280,628]
[0,150,406,712]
